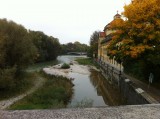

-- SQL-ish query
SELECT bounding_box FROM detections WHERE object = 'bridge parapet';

[1,104,160,119]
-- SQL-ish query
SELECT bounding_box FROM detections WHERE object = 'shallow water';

[68,72,106,107]
[57,55,87,64]
[67,70,124,107]
[57,56,124,107]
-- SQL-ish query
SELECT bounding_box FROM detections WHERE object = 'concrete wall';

[98,61,158,105]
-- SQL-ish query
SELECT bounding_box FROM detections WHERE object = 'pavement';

[0,104,160,119]
[123,73,160,103]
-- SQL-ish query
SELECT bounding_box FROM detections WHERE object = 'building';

[98,12,123,71]
[98,32,106,60]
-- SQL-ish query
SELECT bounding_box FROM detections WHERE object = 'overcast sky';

[0,0,131,45]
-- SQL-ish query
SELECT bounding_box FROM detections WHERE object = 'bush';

[0,67,16,90]
[61,63,70,69]
[123,59,145,80]
[0,68,35,100]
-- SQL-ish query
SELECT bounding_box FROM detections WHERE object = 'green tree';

[61,41,89,54]
[0,33,7,68]
[0,19,37,90]
[46,37,61,60]
[29,31,61,62]
[89,31,100,58]
[0,19,37,70]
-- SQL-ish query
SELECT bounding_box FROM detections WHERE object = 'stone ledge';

[0,104,160,119]
[135,88,144,94]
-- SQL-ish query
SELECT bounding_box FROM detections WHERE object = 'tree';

[0,19,37,90]
[46,37,61,60]
[89,31,100,58]
[29,30,61,62]
[0,19,37,70]
[108,0,160,59]
[60,41,89,54]
[0,33,7,68]
[107,0,160,81]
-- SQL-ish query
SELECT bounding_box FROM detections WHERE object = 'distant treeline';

[61,41,89,55]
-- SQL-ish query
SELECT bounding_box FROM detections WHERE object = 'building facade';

[98,12,123,71]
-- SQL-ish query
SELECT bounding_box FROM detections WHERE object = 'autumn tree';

[107,0,160,81]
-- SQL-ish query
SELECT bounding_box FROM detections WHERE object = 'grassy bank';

[9,71,73,110]
[0,72,35,101]
[76,58,99,67]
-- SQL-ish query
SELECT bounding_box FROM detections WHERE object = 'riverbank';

[8,58,93,109]
[0,73,45,110]
[9,72,73,110]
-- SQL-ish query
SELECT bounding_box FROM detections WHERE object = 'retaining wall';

[98,61,158,105]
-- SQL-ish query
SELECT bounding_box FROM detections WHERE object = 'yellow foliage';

[112,35,119,41]
[107,0,160,60]
[110,19,125,29]
[122,39,134,44]
[124,0,160,23]
[130,45,152,58]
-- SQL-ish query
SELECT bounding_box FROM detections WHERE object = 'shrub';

[61,63,70,69]
[0,67,16,90]
[0,68,35,100]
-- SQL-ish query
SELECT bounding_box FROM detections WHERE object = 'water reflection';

[68,72,106,107]
[90,70,124,106]
[68,69,124,107]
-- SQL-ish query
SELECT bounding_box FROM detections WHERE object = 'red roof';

[99,32,106,37]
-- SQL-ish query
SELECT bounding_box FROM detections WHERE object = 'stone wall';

[1,104,160,119]
[98,61,158,105]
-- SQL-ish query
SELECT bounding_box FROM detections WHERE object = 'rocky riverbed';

[43,61,91,78]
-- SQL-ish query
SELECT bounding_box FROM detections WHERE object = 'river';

[28,55,124,107]
[57,55,124,107]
